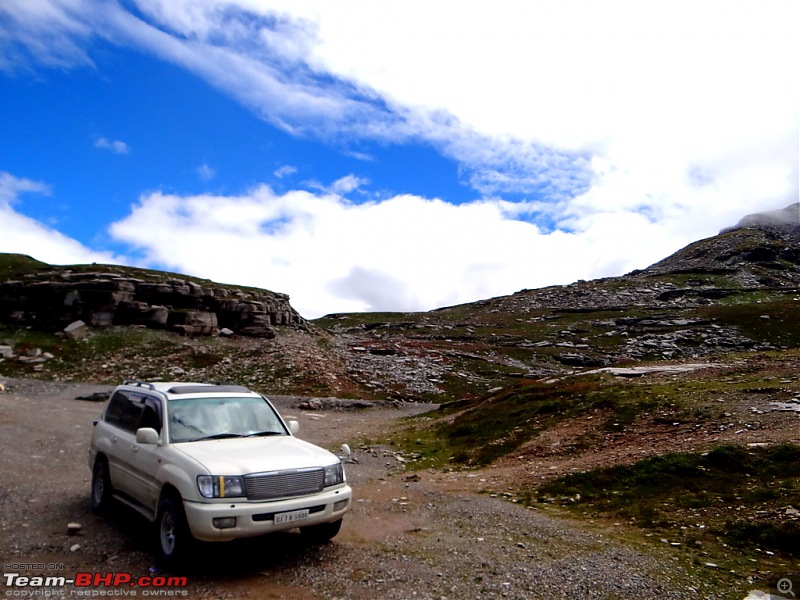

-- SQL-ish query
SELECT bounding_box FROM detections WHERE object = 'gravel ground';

[0,377,745,599]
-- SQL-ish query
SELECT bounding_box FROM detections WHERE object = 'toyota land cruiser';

[88,381,351,564]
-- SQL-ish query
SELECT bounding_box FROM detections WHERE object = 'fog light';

[212,517,237,529]
[333,499,349,512]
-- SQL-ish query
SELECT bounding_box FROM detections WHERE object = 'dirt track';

[0,378,747,599]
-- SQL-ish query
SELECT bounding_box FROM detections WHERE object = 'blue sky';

[1,1,798,318]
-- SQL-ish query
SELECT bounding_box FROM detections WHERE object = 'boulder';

[64,320,90,340]
[168,310,219,336]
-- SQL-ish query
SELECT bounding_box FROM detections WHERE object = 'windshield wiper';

[244,430,283,437]
[192,432,247,441]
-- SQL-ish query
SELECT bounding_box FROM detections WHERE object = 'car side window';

[118,394,145,434]
[140,396,162,433]
[104,391,129,427]
[105,390,148,434]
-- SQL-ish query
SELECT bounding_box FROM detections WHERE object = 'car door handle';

[131,445,139,452]
[110,436,118,443]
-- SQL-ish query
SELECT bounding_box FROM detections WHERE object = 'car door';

[98,390,143,497]
[124,395,164,514]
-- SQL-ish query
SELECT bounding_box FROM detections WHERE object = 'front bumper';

[183,484,352,541]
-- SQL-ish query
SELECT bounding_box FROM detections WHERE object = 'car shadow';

[85,499,339,578]
[182,532,333,577]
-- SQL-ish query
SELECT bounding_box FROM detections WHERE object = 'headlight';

[197,475,246,498]
[323,462,345,486]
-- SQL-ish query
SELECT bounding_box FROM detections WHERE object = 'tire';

[155,494,193,566]
[90,458,114,514]
[300,519,342,544]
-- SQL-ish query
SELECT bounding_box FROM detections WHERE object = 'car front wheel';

[90,458,114,514]
[155,494,193,566]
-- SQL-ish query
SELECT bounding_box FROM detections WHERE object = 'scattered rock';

[298,397,376,411]
[75,392,110,402]
[770,402,800,413]
[64,320,90,340]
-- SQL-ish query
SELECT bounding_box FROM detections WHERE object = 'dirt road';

[0,378,742,599]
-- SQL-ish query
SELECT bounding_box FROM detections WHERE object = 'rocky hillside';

[0,259,305,338]
[644,204,800,286]
[0,204,798,401]
[317,203,800,401]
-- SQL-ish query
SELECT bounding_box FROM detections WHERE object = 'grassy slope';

[0,253,48,279]
[386,350,800,575]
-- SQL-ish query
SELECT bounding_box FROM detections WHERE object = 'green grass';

[390,350,800,472]
[313,312,425,330]
[701,296,800,346]
[0,253,48,279]
[393,375,675,468]
[0,253,283,297]
[536,443,800,556]
[0,325,186,380]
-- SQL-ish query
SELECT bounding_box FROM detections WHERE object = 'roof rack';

[166,384,252,395]
[123,380,156,390]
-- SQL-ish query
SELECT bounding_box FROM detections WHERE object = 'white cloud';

[94,137,129,155]
[300,175,369,198]
[273,165,297,179]
[107,184,731,318]
[0,171,50,206]
[196,163,216,181]
[0,0,97,72]
[0,171,121,265]
[333,175,367,194]
[12,1,794,206]
[6,2,797,201]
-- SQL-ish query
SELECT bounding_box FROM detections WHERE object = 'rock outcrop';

[641,209,800,288]
[0,268,306,337]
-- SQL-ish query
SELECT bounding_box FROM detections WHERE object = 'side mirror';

[136,427,160,445]
[339,444,352,459]
[287,420,300,435]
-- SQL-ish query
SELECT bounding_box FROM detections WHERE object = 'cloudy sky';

[1,1,798,318]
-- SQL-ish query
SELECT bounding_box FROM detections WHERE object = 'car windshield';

[168,396,287,443]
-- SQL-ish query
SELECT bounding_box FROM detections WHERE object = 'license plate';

[274,509,309,524]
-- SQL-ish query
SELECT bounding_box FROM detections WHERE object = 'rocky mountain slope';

[318,203,800,401]
[0,203,798,401]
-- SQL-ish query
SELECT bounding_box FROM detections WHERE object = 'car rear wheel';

[300,518,342,544]
[90,458,113,514]
[155,494,193,566]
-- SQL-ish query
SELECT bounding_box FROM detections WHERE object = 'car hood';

[174,436,339,475]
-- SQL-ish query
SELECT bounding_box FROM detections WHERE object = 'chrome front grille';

[244,467,325,500]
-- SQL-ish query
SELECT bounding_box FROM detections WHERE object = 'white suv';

[88,381,352,564]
